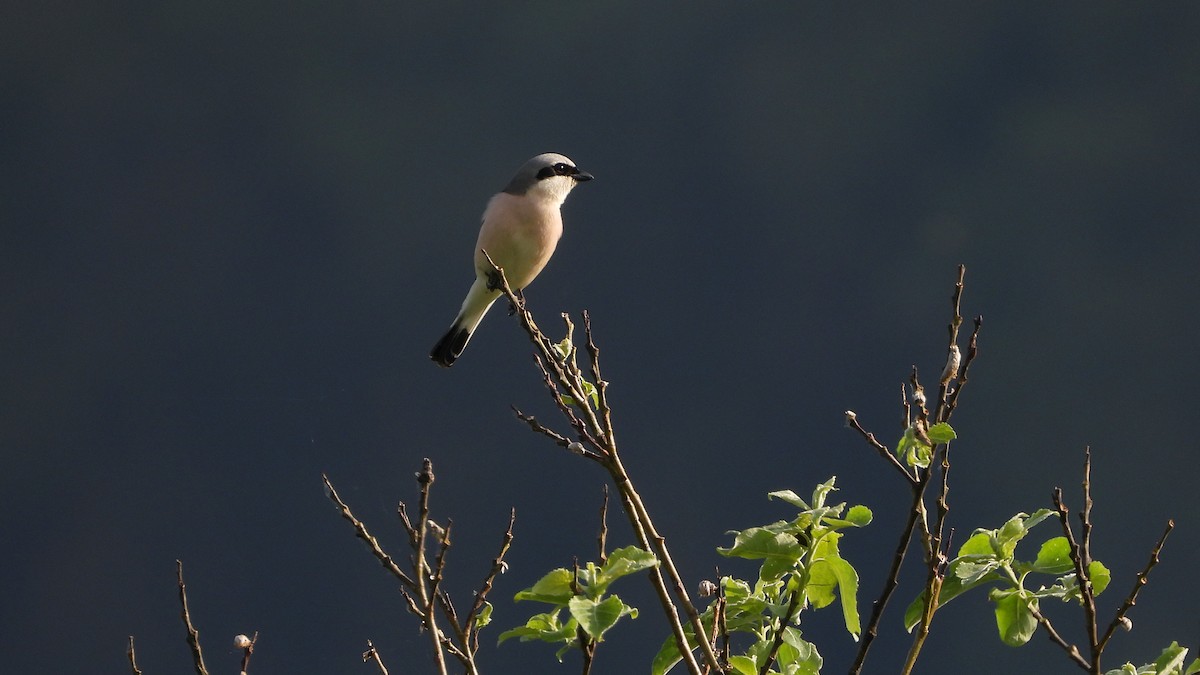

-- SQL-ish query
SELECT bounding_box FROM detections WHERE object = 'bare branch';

[323,474,415,587]
[362,640,390,675]
[126,636,143,675]
[844,410,916,484]
[175,560,210,675]
[1030,605,1091,671]
[1098,519,1175,653]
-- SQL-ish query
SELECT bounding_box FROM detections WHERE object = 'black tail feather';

[430,325,471,367]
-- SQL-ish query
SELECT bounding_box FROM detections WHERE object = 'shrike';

[430,153,593,367]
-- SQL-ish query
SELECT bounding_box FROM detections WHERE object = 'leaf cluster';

[499,546,658,661]
[903,509,1110,646]
[651,478,872,675]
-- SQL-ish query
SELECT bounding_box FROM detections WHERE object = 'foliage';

[499,546,657,660]
[903,509,1110,645]
[650,478,871,675]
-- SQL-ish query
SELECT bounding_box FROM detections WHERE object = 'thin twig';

[1078,449,1100,669]
[323,474,415,587]
[127,636,143,675]
[175,560,210,675]
[1097,519,1174,653]
[943,316,981,419]
[363,640,391,675]
[1052,486,1099,675]
[1030,605,1090,670]
[237,631,258,675]
[410,460,450,675]
[466,509,516,650]
[844,411,916,484]
[598,485,610,565]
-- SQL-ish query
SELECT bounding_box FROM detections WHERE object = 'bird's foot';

[507,289,526,315]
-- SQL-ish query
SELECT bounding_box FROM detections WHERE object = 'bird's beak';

[572,170,594,182]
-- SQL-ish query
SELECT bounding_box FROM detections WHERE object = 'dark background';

[3,3,1198,673]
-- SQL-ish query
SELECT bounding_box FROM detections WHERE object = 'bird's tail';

[430,322,472,367]
[430,280,499,367]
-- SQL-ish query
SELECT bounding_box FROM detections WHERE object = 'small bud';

[698,580,718,597]
[843,410,857,427]
[234,634,252,649]
[911,386,926,408]
[940,344,961,385]
[1118,616,1133,631]
[567,442,585,455]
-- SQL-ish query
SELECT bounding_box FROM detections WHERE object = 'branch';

[126,636,142,675]
[322,474,415,587]
[1097,519,1174,653]
[480,251,718,674]
[235,632,258,675]
[362,640,391,675]
[175,560,210,675]
[844,410,916,484]
[466,509,516,650]
[1030,605,1090,671]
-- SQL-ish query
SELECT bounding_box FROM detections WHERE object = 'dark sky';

[3,3,1199,674]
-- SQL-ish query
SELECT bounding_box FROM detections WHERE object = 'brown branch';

[362,640,391,675]
[1078,449,1099,666]
[466,508,516,650]
[931,265,966,422]
[844,410,916,484]
[1097,519,1174,653]
[512,405,605,462]
[1052,485,1100,675]
[323,474,415,587]
[943,315,981,420]
[597,485,610,565]
[127,636,142,675]
[237,631,258,675]
[481,252,716,674]
[1030,605,1090,671]
[175,560,210,675]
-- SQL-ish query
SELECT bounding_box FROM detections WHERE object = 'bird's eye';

[554,163,572,175]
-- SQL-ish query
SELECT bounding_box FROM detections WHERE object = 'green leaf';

[768,489,810,509]
[597,546,658,591]
[730,655,758,675]
[992,509,1055,559]
[719,527,804,564]
[927,422,957,443]
[845,504,873,527]
[569,595,634,641]
[475,601,493,629]
[829,553,861,638]
[905,559,1003,631]
[649,634,686,675]
[810,477,838,509]
[896,428,932,468]
[1089,560,1111,596]
[779,627,823,674]
[1150,641,1191,674]
[1032,537,1075,574]
[990,589,1038,646]
[514,568,575,605]
[553,337,573,360]
[958,531,996,557]
[498,609,577,647]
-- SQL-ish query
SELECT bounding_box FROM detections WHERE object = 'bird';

[430,153,593,367]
